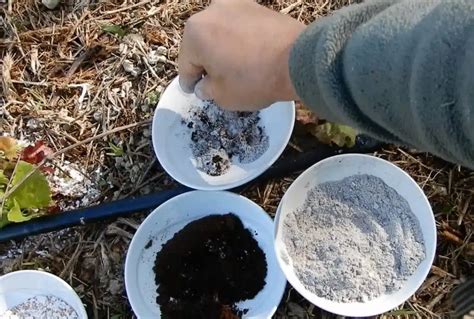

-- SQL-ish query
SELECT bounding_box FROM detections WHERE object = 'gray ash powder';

[183,101,269,176]
[283,174,426,303]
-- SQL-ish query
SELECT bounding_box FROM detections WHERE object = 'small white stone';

[147,50,159,65]
[42,0,60,9]
[122,59,139,77]
[26,118,39,129]
[93,111,102,122]
[140,104,150,113]
[142,128,151,137]
[156,55,167,64]
[156,46,167,56]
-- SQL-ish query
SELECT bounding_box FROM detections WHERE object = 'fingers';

[178,53,204,93]
[194,76,214,101]
[195,77,238,110]
[178,22,205,93]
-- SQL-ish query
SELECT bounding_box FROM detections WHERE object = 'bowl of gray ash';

[152,77,295,190]
[274,154,436,317]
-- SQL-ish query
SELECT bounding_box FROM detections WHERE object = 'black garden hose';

[0,137,383,242]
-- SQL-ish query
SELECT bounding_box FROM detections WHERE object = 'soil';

[144,239,153,249]
[154,213,267,319]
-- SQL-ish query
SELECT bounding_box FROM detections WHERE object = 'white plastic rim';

[274,154,436,317]
[125,190,287,319]
[152,77,295,190]
[0,270,88,318]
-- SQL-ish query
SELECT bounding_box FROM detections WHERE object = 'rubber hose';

[0,139,383,242]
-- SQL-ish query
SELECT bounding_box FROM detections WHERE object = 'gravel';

[183,101,269,176]
[283,174,426,302]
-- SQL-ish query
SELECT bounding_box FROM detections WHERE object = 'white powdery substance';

[283,174,426,303]
[49,161,101,210]
[2,295,79,319]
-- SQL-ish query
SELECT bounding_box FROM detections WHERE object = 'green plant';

[101,24,128,37]
[0,137,53,228]
[107,142,124,157]
[296,103,357,148]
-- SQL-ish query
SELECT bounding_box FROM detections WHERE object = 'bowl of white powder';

[152,77,295,190]
[0,270,87,318]
[274,154,436,317]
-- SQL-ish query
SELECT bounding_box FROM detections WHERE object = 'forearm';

[289,0,474,168]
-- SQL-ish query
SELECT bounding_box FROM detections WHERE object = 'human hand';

[178,0,305,111]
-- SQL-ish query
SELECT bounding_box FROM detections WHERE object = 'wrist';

[272,22,305,102]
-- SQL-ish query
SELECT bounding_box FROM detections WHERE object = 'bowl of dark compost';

[125,191,286,318]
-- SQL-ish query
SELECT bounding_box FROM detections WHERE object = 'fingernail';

[194,80,211,100]
[179,78,195,94]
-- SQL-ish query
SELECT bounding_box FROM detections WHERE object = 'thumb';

[194,76,215,101]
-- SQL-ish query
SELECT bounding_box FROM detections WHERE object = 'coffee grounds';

[154,213,267,319]
[183,101,269,176]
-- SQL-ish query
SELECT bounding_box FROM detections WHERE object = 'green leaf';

[107,142,124,157]
[7,198,34,223]
[0,212,9,228]
[146,91,160,106]
[311,122,357,148]
[0,170,8,187]
[9,161,51,209]
[101,24,127,37]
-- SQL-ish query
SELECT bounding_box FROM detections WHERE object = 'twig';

[441,230,464,245]
[0,156,21,218]
[11,79,49,87]
[0,119,152,203]
[457,195,471,226]
[124,171,163,197]
[51,46,102,107]
[397,148,436,171]
[280,0,303,14]
[60,236,83,278]
[102,0,152,15]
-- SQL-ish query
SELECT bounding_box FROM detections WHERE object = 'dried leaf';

[21,141,53,164]
[295,103,318,125]
[47,204,61,214]
[310,122,357,148]
[0,136,19,161]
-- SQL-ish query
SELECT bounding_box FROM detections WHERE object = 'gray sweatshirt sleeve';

[289,0,474,168]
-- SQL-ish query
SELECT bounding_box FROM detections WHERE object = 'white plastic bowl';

[0,270,87,318]
[125,190,287,318]
[274,154,436,317]
[152,77,295,190]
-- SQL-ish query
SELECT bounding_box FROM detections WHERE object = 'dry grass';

[0,0,473,318]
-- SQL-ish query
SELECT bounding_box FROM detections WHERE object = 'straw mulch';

[0,0,472,318]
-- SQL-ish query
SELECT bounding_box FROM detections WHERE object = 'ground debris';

[0,0,471,317]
